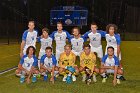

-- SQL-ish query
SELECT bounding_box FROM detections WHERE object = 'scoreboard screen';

[50,6,88,26]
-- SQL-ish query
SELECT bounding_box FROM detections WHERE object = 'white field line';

[0,66,17,75]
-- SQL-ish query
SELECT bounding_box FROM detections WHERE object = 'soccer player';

[50,22,71,64]
[79,44,99,83]
[40,47,59,83]
[20,21,38,58]
[100,46,123,86]
[83,22,106,61]
[70,27,85,56]
[37,28,52,63]
[15,46,39,84]
[59,44,79,82]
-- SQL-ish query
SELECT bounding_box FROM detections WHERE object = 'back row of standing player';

[20,21,121,64]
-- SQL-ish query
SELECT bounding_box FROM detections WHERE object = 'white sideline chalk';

[0,66,17,75]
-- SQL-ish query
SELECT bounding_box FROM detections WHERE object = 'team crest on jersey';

[31,37,34,40]
[92,37,96,41]
[109,39,111,42]
[25,63,30,67]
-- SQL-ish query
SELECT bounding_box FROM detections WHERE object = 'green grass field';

[0,41,140,93]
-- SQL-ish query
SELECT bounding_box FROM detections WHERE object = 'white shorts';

[106,69,114,74]
[23,47,27,55]
[55,49,64,66]
[91,45,103,59]
[38,49,45,69]
[72,50,83,56]
[105,46,121,60]
[38,49,45,60]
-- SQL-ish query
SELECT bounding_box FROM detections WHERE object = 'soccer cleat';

[86,79,91,85]
[102,77,107,83]
[119,76,126,81]
[66,75,72,84]
[20,75,25,83]
[62,75,67,81]
[92,74,97,82]
[117,79,121,84]
[82,74,86,82]
[54,76,56,81]
[43,74,48,81]
[72,75,76,81]
[32,75,37,83]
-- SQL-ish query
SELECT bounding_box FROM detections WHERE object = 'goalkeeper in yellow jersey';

[59,44,79,82]
[79,44,99,84]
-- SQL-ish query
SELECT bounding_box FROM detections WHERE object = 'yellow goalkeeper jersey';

[80,52,96,70]
[59,52,76,67]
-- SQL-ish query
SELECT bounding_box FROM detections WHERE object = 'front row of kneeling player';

[15,44,123,86]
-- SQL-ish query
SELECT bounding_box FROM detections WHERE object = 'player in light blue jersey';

[83,22,106,61]
[40,47,59,83]
[15,46,39,84]
[50,22,71,64]
[70,27,86,56]
[100,46,123,86]
[20,21,38,58]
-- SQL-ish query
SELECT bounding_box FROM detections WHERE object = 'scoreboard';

[50,6,88,26]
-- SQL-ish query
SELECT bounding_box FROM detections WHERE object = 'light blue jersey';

[83,30,106,47]
[102,54,119,66]
[105,34,121,48]
[37,36,53,50]
[70,36,86,52]
[20,55,38,71]
[22,30,38,54]
[50,30,71,51]
[40,54,57,68]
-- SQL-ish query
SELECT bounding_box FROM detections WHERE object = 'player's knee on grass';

[100,68,106,74]
[117,68,123,75]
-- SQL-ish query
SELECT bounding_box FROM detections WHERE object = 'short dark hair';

[45,46,53,52]
[57,22,63,25]
[83,44,91,49]
[42,27,49,33]
[91,22,97,26]
[107,46,114,51]
[28,20,35,24]
[72,27,80,34]
[26,46,36,55]
[106,24,118,33]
